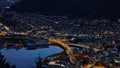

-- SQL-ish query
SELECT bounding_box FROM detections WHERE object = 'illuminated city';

[0,0,120,68]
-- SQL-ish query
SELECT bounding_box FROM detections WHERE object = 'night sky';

[10,0,120,19]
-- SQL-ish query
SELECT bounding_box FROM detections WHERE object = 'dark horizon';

[9,0,120,19]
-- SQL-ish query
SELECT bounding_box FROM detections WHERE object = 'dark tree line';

[0,52,16,68]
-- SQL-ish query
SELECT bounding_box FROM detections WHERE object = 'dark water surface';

[0,46,63,68]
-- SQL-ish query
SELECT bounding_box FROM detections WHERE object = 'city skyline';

[0,0,120,68]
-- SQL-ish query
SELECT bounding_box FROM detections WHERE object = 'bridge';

[47,38,99,64]
[48,38,77,64]
[69,43,90,49]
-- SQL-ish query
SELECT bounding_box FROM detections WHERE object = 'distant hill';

[9,0,120,19]
[0,0,19,9]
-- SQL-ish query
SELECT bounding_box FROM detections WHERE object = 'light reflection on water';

[0,46,63,68]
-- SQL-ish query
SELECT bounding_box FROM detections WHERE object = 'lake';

[0,46,63,68]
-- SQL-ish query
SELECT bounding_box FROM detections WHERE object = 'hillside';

[9,0,120,19]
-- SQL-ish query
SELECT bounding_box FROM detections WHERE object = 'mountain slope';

[9,0,120,19]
